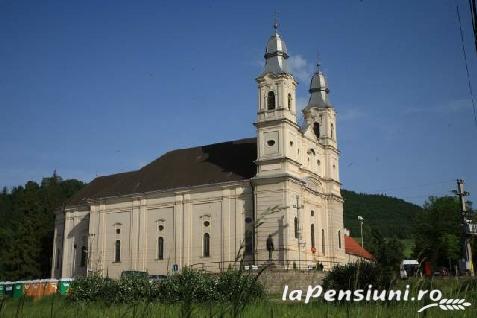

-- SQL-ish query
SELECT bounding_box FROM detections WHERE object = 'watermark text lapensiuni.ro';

[282,285,472,313]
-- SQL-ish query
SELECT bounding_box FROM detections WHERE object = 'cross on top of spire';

[316,51,321,70]
[273,11,279,31]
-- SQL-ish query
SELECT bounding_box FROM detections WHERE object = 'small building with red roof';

[344,236,374,262]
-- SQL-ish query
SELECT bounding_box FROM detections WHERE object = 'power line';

[468,0,477,53]
[456,1,477,128]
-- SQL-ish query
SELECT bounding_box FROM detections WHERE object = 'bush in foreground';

[323,261,392,291]
[68,268,264,306]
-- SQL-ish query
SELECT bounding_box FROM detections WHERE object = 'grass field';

[1,298,476,318]
[1,278,476,317]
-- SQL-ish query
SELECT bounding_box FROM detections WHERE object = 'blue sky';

[0,0,476,206]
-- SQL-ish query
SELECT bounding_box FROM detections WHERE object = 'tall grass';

[0,278,476,318]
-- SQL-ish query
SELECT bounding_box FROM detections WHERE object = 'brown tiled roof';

[68,138,257,205]
[344,236,374,260]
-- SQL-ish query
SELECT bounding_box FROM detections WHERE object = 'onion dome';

[263,23,289,74]
[307,63,331,108]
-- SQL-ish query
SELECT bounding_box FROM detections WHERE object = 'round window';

[245,217,253,224]
[267,140,275,146]
[204,221,210,227]
[158,225,164,231]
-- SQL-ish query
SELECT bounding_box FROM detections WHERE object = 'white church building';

[51,25,367,279]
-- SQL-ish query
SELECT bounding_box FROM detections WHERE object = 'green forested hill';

[342,189,423,239]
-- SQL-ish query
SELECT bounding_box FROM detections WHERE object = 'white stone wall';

[53,182,252,279]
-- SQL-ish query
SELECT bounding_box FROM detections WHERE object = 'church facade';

[51,26,351,279]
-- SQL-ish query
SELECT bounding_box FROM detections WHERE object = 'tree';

[0,173,84,280]
[364,225,404,277]
[413,196,462,269]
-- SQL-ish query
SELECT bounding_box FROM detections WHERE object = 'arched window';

[267,91,276,110]
[158,237,164,260]
[321,230,325,255]
[80,246,87,267]
[338,230,341,249]
[294,217,298,239]
[331,123,334,139]
[311,224,315,248]
[313,122,320,139]
[287,93,292,110]
[114,240,121,263]
[311,210,314,217]
[203,233,210,257]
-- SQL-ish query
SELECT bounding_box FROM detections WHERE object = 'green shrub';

[156,268,218,303]
[116,275,152,303]
[68,268,265,306]
[68,273,152,304]
[323,261,392,292]
[216,269,264,303]
[68,274,113,302]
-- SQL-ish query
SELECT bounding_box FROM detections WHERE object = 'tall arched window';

[114,240,121,263]
[287,93,292,110]
[158,237,164,260]
[313,122,320,139]
[203,233,210,257]
[311,224,315,248]
[331,123,334,139]
[321,230,325,255]
[294,217,298,239]
[267,91,276,110]
[80,246,87,267]
[338,230,341,249]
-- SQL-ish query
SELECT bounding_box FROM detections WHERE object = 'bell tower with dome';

[252,24,346,269]
[254,23,300,178]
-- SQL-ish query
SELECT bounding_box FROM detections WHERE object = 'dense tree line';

[0,173,84,280]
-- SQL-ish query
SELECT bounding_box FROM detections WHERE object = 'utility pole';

[358,216,364,248]
[455,179,474,276]
[293,195,304,269]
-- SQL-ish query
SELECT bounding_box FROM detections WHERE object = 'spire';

[263,19,289,75]
[307,61,331,108]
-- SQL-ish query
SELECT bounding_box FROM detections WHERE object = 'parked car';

[148,275,168,283]
[120,271,149,280]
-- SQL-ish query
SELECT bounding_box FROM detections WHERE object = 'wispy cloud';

[288,55,315,83]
